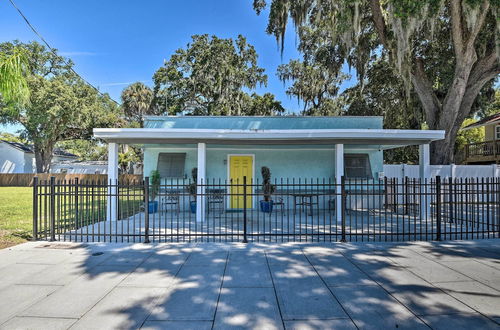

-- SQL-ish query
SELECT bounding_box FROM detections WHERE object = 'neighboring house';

[462,112,500,164]
[94,116,444,222]
[51,160,108,174]
[50,160,143,175]
[0,140,77,173]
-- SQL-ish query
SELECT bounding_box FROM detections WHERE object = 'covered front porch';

[94,127,445,223]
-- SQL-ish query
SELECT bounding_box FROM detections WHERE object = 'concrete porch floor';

[61,209,499,243]
[0,240,499,329]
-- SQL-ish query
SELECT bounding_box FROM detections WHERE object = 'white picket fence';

[383,164,500,179]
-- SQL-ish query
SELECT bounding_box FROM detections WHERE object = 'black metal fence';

[33,176,500,243]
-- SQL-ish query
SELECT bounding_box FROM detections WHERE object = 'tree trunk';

[34,143,54,173]
[429,123,461,165]
[425,56,499,164]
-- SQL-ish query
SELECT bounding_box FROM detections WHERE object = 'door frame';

[226,154,255,209]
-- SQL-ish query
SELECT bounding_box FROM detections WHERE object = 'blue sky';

[0,0,355,134]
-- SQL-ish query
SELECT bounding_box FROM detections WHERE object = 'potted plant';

[260,166,275,212]
[148,170,160,213]
[186,167,198,213]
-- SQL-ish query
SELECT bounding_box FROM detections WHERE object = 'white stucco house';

[0,140,77,173]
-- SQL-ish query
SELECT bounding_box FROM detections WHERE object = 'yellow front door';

[229,155,253,209]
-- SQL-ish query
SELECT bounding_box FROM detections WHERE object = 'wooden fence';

[0,174,142,187]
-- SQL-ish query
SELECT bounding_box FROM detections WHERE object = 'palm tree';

[0,47,29,107]
[120,82,154,125]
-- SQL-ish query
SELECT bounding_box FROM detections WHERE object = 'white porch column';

[107,142,119,222]
[419,144,431,219]
[335,144,344,223]
[196,143,206,222]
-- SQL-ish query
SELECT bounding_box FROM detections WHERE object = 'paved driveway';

[0,240,499,330]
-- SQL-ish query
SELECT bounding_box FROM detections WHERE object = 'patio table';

[289,190,336,216]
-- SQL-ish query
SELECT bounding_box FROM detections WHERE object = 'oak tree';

[255,0,500,164]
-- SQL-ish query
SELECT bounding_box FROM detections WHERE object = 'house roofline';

[0,140,33,153]
[93,128,445,147]
[0,140,78,158]
[143,115,384,120]
[462,112,500,130]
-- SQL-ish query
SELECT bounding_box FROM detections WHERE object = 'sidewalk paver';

[214,287,283,330]
[223,251,272,288]
[434,280,500,318]
[148,264,225,321]
[20,265,133,318]
[70,287,167,330]
[0,284,61,324]
[359,265,475,316]
[141,320,212,330]
[267,251,348,320]
[0,240,498,329]
[420,313,499,330]
[284,319,356,330]
[0,316,77,330]
[331,284,429,329]
[439,260,500,290]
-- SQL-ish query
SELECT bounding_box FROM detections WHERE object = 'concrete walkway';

[0,240,499,330]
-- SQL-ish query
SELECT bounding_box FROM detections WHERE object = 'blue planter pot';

[260,200,273,213]
[190,201,197,214]
[148,201,158,213]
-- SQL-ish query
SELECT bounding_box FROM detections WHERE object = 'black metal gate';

[33,176,500,243]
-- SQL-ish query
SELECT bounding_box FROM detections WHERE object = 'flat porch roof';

[93,128,445,149]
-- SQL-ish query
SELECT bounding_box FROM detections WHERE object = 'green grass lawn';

[0,187,33,249]
[0,186,144,248]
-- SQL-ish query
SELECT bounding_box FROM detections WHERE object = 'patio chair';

[161,190,180,214]
[272,196,285,214]
[207,189,225,214]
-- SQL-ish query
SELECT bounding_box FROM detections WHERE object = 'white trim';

[419,144,431,220]
[107,143,118,222]
[226,154,256,210]
[335,144,344,224]
[196,143,206,222]
[495,125,500,140]
[144,146,385,151]
[419,144,431,180]
[94,128,445,146]
[144,115,383,120]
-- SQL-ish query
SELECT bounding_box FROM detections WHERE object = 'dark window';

[157,153,186,178]
[345,154,372,178]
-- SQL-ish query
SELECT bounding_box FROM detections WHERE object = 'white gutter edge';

[93,128,445,142]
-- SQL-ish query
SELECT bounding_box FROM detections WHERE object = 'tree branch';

[449,0,464,58]
[468,51,499,87]
[466,1,490,51]
[411,58,441,128]
[458,55,500,122]
[440,1,493,127]
[369,0,389,48]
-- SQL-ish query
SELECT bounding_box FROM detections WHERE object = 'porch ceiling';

[93,128,445,149]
